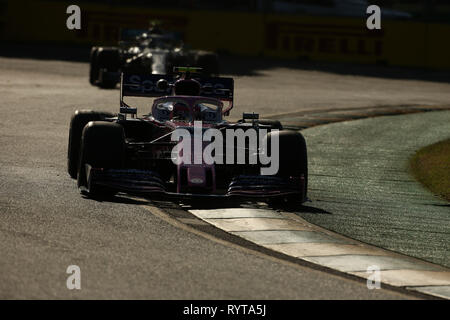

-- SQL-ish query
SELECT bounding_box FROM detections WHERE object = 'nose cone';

[177,164,215,193]
[187,166,206,187]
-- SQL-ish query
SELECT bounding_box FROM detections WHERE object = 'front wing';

[83,166,306,201]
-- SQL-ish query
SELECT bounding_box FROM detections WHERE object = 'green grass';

[410,138,450,202]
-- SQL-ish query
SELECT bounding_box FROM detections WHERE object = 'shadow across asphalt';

[82,193,150,205]
[220,54,450,83]
[268,203,332,215]
[177,198,246,210]
[2,42,450,84]
[0,42,92,63]
[81,189,334,216]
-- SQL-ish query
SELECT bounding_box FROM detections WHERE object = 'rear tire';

[89,47,99,85]
[67,110,114,179]
[96,47,121,89]
[196,52,219,76]
[77,121,125,197]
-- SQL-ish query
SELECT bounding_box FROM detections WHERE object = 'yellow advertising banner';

[1,1,449,70]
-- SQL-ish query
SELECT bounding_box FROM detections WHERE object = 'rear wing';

[120,73,234,116]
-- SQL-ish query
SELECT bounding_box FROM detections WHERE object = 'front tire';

[77,121,125,197]
[67,110,114,179]
[264,130,308,205]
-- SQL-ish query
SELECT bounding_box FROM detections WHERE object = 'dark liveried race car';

[89,27,220,88]
[68,68,307,204]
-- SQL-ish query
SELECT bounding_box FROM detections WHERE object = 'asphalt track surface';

[300,111,450,267]
[2,55,450,299]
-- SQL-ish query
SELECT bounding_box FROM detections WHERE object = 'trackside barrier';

[2,0,449,70]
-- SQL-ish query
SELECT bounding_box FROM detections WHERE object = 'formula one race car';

[89,27,220,88]
[68,68,307,204]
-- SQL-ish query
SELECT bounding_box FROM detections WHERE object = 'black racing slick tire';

[77,121,125,197]
[89,47,99,85]
[67,110,114,179]
[96,47,121,88]
[265,130,308,204]
[165,54,188,74]
[196,53,220,76]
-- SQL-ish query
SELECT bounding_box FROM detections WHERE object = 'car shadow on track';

[82,192,333,216]
[429,203,450,208]
[267,203,332,215]
[172,197,333,215]
[82,193,150,205]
